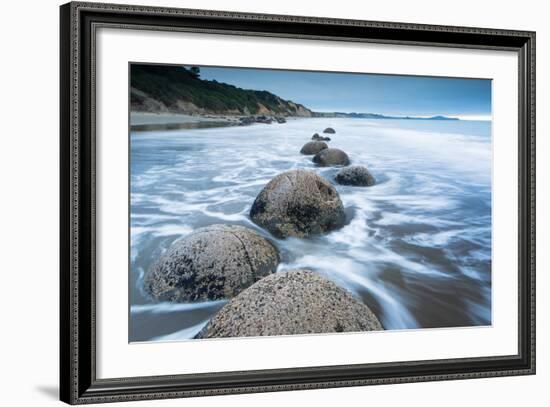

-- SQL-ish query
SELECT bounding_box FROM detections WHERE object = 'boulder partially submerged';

[313,148,350,167]
[300,141,328,155]
[312,133,331,141]
[323,127,336,134]
[250,169,346,238]
[335,165,376,186]
[144,224,279,302]
[255,115,273,124]
[198,269,383,338]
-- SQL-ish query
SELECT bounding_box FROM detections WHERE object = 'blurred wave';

[130,118,492,341]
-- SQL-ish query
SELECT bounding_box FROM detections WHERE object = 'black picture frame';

[60,1,536,404]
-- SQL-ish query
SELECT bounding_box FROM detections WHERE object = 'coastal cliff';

[131,64,313,117]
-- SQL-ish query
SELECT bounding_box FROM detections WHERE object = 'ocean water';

[129,118,492,342]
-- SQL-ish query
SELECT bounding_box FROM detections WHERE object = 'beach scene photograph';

[129,63,492,342]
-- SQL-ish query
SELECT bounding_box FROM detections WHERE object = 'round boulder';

[323,127,336,134]
[300,141,328,155]
[335,165,376,186]
[312,133,331,141]
[144,224,279,302]
[312,148,350,167]
[250,169,346,238]
[198,269,383,338]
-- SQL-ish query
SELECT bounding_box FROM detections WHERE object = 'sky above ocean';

[198,66,491,120]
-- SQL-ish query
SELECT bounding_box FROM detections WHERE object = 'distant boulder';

[275,117,286,124]
[312,133,331,141]
[323,127,336,134]
[144,224,279,302]
[255,115,273,124]
[335,165,376,186]
[300,141,328,155]
[198,269,383,338]
[250,169,346,238]
[239,116,255,125]
[313,148,350,167]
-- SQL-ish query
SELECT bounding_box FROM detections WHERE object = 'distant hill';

[131,64,313,117]
[423,115,460,121]
[313,112,459,120]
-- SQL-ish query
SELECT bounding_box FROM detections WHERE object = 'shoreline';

[129,111,489,132]
[131,111,244,125]
[130,112,240,131]
[130,111,298,131]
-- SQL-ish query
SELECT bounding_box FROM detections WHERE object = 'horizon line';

[311,111,492,121]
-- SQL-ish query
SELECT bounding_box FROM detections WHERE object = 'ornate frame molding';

[60,2,535,404]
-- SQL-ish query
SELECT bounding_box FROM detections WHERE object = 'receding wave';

[131,300,228,315]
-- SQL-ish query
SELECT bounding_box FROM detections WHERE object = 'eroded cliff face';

[292,103,314,117]
[131,87,313,117]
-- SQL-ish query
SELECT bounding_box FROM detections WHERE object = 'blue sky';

[198,66,492,120]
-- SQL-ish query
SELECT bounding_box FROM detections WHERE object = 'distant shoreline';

[131,112,301,131]
[129,111,485,132]
[130,112,242,131]
[132,111,257,125]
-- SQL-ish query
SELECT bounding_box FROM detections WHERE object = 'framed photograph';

[60,1,535,404]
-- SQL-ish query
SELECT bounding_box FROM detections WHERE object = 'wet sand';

[130,112,241,131]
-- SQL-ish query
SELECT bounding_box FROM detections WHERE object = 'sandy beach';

[130,111,242,131]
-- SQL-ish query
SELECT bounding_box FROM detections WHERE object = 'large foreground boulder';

[323,127,336,134]
[313,148,350,167]
[335,165,376,186]
[198,269,383,338]
[250,169,346,238]
[144,224,279,302]
[300,141,328,155]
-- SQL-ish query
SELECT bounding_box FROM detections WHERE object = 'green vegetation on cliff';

[131,64,312,117]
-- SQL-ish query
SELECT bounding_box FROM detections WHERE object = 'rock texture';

[198,269,383,338]
[323,127,336,134]
[335,165,376,186]
[144,224,279,302]
[312,148,350,167]
[300,141,328,155]
[250,169,346,238]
